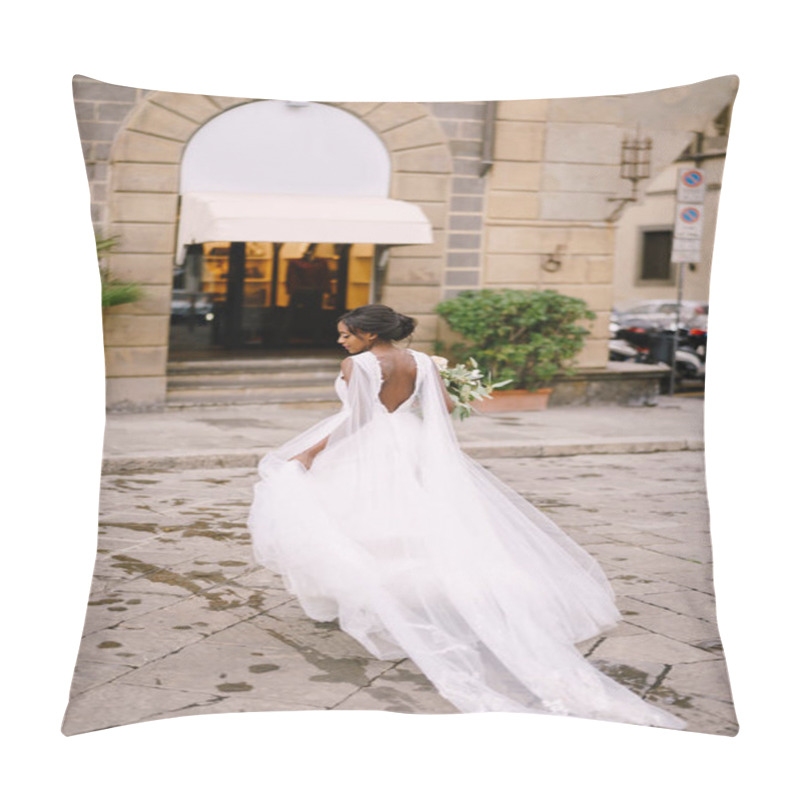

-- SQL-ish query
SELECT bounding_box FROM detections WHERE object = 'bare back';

[372,349,418,412]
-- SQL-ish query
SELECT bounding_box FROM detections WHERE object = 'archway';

[104,94,451,404]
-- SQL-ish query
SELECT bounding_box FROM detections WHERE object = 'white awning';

[176,191,433,263]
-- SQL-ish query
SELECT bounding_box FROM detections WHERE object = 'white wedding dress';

[247,348,685,729]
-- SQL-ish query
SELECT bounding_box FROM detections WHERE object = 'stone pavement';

[62,396,737,736]
[101,395,705,474]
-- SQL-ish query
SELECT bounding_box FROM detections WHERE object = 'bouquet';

[432,356,512,421]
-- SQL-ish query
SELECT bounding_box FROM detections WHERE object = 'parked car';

[170,290,215,323]
[610,300,708,335]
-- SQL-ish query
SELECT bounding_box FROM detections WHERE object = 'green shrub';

[97,233,144,308]
[435,289,595,390]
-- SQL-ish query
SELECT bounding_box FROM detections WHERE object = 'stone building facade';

[73,75,737,408]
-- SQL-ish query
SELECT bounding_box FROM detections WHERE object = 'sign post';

[669,168,706,395]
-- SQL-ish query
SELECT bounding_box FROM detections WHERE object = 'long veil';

[247,349,686,728]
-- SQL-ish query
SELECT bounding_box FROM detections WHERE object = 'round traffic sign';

[681,170,704,188]
[680,207,701,223]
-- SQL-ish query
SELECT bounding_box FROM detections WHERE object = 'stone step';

[167,357,342,376]
[165,389,340,408]
[167,370,340,389]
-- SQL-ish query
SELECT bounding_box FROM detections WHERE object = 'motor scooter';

[614,319,705,390]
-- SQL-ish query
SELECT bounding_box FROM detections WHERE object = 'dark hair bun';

[338,304,417,342]
[393,312,416,341]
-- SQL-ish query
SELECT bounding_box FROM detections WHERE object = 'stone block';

[105,376,167,408]
[444,270,480,287]
[484,253,539,283]
[459,121,483,139]
[448,214,483,231]
[587,256,615,283]
[98,103,134,122]
[334,102,382,118]
[409,313,437,342]
[439,120,458,138]
[431,102,485,120]
[73,78,137,102]
[206,96,252,111]
[383,117,447,151]
[77,120,120,141]
[112,130,184,164]
[385,257,443,285]
[450,195,483,213]
[415,201,447,229]
[548,96,624,124]
[392,173,449,202]
[487,190,539,220]
[150,92,222,124]
[491,161,541,191]
[111,163,180,193]
[542,163,623,193]
[92,142,112,160]
[102,314,170,347]
[104,346,168,378]
[568,226,615,255]
[539,191,610,221]
[380,285,443,314]
[110,193,179,224]
[485,224,569,254]
[496,99,548,121]
[575,338,611,368]
[449,140,482,158]
[107,253,175,284]
[130,102,198,141]
[447,233,481,249]
[587,312,611,339]
[91,183,107,203]
[104,284,171,316]
[453,157,482,177]
[393,144,452,173]
[549,283,614,311]
[543,122,621,164]
[451,177,485,196]
[494,121,544,161]
[74,101,96,121]
[110,223,177,254]
[447,251,480,267]
[363,102,428,132]
[86,163,108,182]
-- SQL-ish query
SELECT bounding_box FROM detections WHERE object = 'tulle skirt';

[247,408,685,729]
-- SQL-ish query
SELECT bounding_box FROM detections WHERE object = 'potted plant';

[435,289,596,411]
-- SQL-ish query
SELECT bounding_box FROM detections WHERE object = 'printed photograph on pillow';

[62,74,739,736]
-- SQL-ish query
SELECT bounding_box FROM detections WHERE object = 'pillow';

[63,74,739,736]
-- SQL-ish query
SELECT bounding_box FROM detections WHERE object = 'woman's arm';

[289,357,353,469]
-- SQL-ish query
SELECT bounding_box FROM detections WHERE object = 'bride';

[247,304,685,729]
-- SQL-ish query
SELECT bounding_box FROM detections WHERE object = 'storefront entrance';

[169,240,379,357]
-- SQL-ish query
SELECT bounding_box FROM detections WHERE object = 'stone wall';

[72,75,737,407]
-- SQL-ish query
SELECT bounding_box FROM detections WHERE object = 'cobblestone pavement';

[62,450,737,737]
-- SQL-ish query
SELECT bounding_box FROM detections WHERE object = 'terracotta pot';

[472,387,552,413]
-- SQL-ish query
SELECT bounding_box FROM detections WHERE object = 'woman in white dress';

[247,304,685,729]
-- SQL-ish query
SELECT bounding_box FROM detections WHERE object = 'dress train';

[247,348,685,729]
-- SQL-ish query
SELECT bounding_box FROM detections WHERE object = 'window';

[639,229,673,282]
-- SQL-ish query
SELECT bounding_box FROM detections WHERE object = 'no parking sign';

[677,168,706,203]
[671,168,706,262]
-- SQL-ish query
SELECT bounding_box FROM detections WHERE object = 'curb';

[101,438,705,475]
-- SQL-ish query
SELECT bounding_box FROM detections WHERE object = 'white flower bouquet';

[432,355,512,420]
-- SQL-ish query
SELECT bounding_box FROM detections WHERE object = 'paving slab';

[63,443,737,737]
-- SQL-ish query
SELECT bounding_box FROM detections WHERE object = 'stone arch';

[103,93,453,406]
